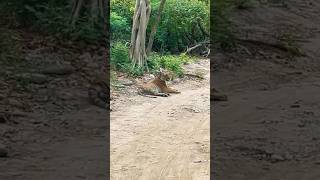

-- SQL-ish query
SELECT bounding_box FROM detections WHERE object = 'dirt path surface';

[0,43,108,179]
[213,1,320,179]
[111,59,210,179]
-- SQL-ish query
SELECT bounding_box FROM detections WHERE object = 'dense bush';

[1,0,67,25]
[151,0,209,53]
[111,12,130,41]
[109,0,236,76]
[148,53,195,76]
[110,42,144,76]
[111,0,209,53]
[110,0,135,20]
[110,42,130,70]
[1,0,105,42]
[110,0,135,41]
[211,0,235,49]
[111,42,194,77]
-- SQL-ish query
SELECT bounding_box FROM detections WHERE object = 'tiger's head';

[157,68,173,81]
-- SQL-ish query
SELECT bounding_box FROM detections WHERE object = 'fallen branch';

[185,40,209,54]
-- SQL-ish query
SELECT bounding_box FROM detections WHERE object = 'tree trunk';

[146,0,166,55]
[71,0,84,27]
[129,0,151,69]
[70,0,107,27]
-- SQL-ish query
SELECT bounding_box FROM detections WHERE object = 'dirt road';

[111,60,210,180]
[214,68,320,180]
[213,1,320,179]
[0,47,108,179]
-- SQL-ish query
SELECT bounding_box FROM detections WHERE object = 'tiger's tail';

[137,91,158,98]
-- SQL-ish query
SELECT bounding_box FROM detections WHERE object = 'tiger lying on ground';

[138,68,180,98]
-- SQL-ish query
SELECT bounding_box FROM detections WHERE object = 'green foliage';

[109,0,246,51]
[110,0,205,77]
[111,42,194,77]
[25,4,104,41]
[277,33,305,58]
[111,12,130,41]
[148,53,195,76]
[110,42,144,76]
[151,0,209,53]
[1,0,67,25]
[110,0,209,53]
[110,0,135,42]
[111,0,135,20]
[211,0,235,49]
[1,1,105,42]
[211,0,258,49]
[111,42,130,70]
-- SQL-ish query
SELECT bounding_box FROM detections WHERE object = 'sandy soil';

[213,0,320,179]
[0,44,108,179]
[110,59,210,180]
[2,1,320,179]
[213,73,320,180]
[110,1,320,179]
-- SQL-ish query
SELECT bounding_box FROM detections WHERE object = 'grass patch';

[277,33,305,58]
[110,41,144,77]
[110,42,196,77]
[148,53,196,77]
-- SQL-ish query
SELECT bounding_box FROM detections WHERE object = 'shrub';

[111,42,195,77]
[1,1,105,42]
[111,12,130,41]
[110,0,135,42]
[151,0,209,53]
[110,42,130,69]
[110,42,145,76]
[277,33,305,58]
[110,0,135,22]
[148,53,195,76]
[211,0,235,49]
[110,0,209,54]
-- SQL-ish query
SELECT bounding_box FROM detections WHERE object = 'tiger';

[138,68,180,98]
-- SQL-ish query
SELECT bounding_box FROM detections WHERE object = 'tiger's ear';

[159,68,164,73]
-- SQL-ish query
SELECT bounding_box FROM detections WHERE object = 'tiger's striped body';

[138,68,180,97]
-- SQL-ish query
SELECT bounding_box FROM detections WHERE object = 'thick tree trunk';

[129,0,151,69]
[70,0,107,27]
[146,0,166,55]
[71,0,84,27]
